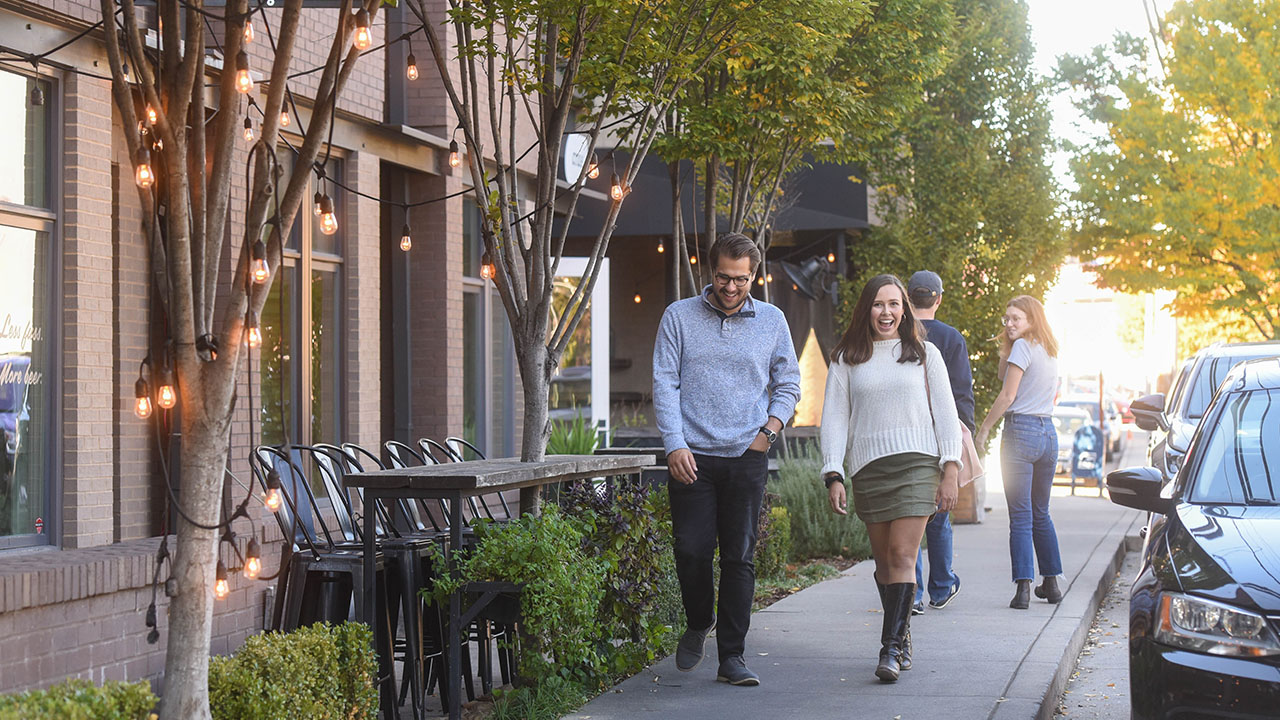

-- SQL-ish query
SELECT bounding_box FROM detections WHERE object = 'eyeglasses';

[1001,316,1023,326]
[714,272,752,288]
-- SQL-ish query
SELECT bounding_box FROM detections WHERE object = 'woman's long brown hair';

[831,274,926,365]
[1000,295,1059,358]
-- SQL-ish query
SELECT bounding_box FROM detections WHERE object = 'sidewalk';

[571,439,1146,720]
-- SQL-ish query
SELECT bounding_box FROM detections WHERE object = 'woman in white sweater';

[820,274,963,682]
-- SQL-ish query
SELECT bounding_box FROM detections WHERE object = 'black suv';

[1130,341,1280,481]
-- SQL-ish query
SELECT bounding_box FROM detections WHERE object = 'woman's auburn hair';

[1002,294,1059,358]
[830,274,927,366]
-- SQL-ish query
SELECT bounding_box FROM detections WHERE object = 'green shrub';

[756,503,792,579]
[546,413,600,455]
[488,675,587,720]
[771,441,870,561]
[208,621,378,720]
[0,679,156,720]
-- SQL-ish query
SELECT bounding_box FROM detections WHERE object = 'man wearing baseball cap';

[906,270,974,614]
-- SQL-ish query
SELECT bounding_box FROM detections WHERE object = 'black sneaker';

[715,656,760,686]
[929,575,962,609]
[911,601,925,616]
[675,618,715,672]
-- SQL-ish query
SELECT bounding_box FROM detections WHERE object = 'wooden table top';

[344,454,656,492]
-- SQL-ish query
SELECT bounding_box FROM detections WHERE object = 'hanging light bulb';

[29,84,44,107]
[243,538,262,579]
[406,52,419,81]
[134,376,153,419]
[757,276,765,286]
[279,109,290,127]
[827,252,836,263]
[400,223,412,252]
[243,117,255,143]
[657,239,665,254]
[264,467,283,512]
[250,238,269,283]
[480,250,495,280]
[313,190,324,216]
[587,156,600,179]
[156,364,177,410]
[243,17,255,44]
[610,172,624,201]
[146,103,158,125]
[246,309,262,348]
[766,273,773,282]
[448,139,461,168]
[318,194,338,236]
[633,292,642,304]
[353,9,372,51]
[214,560,230,600]
[234,50,253,94]
[689,256,697,266]
[134,147,155,189]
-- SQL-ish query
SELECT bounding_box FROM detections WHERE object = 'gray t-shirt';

[1002,338,1058,416]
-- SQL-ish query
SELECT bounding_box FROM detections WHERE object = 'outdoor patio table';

[345,453,654,720]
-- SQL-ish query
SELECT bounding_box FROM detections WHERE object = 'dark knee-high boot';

[876,577,912,672]
[876,583,915,682]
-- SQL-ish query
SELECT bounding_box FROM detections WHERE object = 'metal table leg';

[448,493,463,720]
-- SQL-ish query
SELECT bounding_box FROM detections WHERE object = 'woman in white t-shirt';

[976,295,1064,610]
[820,274,963,682]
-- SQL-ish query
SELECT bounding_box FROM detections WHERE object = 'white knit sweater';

[820,339,964,479]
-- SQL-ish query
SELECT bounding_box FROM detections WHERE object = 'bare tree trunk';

[703,154,718,250]
[670,161,685,301]
[517,339,551,514]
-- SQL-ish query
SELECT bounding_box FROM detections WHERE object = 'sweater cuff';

[937,441,964,472]
[662,432,688,457]
[768,401,796,427]
[821,459,845,478]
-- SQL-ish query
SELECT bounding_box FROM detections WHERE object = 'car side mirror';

[1107,466,1174,514]
[1129,393,1168,432]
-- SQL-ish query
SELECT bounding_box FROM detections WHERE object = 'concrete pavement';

[571,436,1147,720]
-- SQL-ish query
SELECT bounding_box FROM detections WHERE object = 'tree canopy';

[1060,0,1280,339]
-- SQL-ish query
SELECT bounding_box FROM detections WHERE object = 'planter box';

[952,476,986,524]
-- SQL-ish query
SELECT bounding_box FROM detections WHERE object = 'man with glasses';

[653,232,801,687]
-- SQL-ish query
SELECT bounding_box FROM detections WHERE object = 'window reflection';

[1190,390,1279,504]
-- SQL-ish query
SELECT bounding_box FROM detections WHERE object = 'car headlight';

[1156,592,1280,657]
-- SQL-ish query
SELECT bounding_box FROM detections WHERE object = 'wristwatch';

[758,426,778,445]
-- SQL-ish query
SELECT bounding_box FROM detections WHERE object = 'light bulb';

[400,223,412,252]
[657,239,665,254]
[134,377,152,419]
[214,561,229,600]
[313,191,324,216]
[610,172,624,201]
[353,9,372,50]
[251,239,269,284]
[243,18,255,44]
[279,110,290,127]
[689,256,697,265]
[234,50,253,94]
[406,53,419,81]
[757,276,765,286]
[146,104,157,125]
[318,195,338,235]
[448,139,461,168]
[243,539,262,579]
[587,159,600,179]
[633,292,642,304]
[265,468,283,511]
[157,367,177,410]
[480,250,495,280]
[246,310,262,348]
[828,252,836,263]
[134,148,154,189]
[243,118,255,143]
[766,273,773,282]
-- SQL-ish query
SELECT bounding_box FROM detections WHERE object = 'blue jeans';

[915,511,958,604]
[1001,414,1063,582]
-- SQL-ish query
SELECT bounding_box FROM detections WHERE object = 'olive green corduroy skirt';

[851,452,941,524]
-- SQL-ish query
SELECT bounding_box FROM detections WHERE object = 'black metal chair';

[439,437,514,522]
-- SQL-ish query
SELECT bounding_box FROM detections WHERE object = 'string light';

[214,560,230,599]
[156,364,177,410]
[264,467,283,512]
[250,238,269,283]
[353,9,372,50]
[757,276,765,286]
[766,273,773,282]
[243,17,255,44]
[828,252,836,263]
[246,309,262,348]
[318,194,338,235]
[279,110,290,127]
[134,147,155,189]
[633,291,642,304]
[234,50,253,94]
[145,103,157,125]
[587,156,600,179]
[400,223,412,252]
[610,172,624,201]
[30,84,44,107]
[134,376,152,419]
[689,255,697,265]
[243,539,262,579]
[406,52,418,81]
[657,239,664,254]
[448,140,461,168]
[480,250,495,280]
[313,190,324,216]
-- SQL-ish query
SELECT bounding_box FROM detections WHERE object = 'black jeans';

[669,449,768,661]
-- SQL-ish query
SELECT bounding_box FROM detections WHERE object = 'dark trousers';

[668,450,768,661]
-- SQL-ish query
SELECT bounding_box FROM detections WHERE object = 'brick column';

[345,151,383,449]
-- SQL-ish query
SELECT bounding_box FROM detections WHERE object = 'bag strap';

[922,349,940,449]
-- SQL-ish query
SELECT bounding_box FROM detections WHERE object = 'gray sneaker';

[675,618,715,672]
[716,656,760,686]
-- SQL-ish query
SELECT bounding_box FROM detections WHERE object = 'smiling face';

[1004,305,1030,341]
[711,255,754,314]
[870,283,905,340]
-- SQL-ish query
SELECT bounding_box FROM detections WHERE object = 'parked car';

[1107,357,1280,719]
[1051,405,1092,474]
[1131,341,1280,482]
[1055,394,1125,455]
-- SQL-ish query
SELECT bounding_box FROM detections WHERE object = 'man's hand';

[748,432,770,452]
[668,448,698,485]
[827,475,848,515]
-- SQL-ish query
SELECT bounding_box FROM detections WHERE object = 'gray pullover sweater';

[652,287,801,457]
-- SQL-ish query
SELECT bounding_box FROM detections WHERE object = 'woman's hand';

[976,427,990,451]
[827,476,848,516]
[935,464,960,512]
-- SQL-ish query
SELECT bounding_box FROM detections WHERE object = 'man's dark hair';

[909,288,940,310]
[708,232,762,272]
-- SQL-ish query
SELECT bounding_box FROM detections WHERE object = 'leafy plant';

[546,413,601,455]
[755,500,792,580]
[488,675,588,720]
[207,621,378,720]
[0,679,156,720]
[770,441,870,561]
